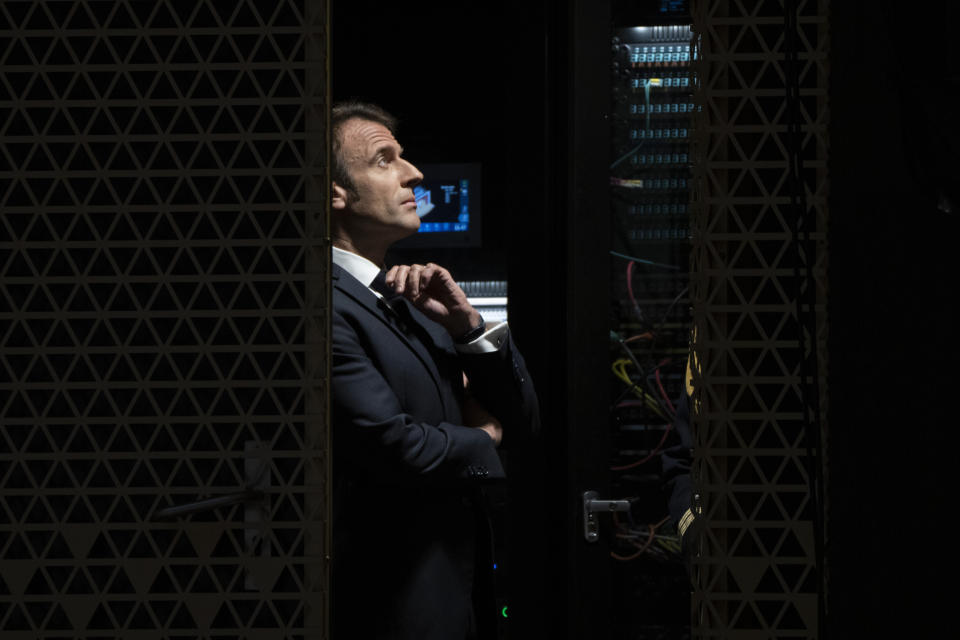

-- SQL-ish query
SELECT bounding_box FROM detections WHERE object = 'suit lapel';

[332,264,447,402]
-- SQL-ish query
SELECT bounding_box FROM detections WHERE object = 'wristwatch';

[454,319,486,344]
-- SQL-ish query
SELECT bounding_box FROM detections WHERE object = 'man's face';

[333,118,424,243]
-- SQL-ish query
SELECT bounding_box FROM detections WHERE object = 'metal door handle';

[583,490,631,542]
[153,490,264,520]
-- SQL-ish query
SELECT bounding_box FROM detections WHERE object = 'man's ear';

[332,181,349,210]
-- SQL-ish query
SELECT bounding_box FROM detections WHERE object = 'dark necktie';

[370,270,422,338]
[370,270,398,302]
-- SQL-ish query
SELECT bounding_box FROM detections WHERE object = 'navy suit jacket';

[330,263,539,639]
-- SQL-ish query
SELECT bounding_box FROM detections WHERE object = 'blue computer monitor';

[393,162,482,248]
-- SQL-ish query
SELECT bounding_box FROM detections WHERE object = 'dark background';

[828,2,959,637]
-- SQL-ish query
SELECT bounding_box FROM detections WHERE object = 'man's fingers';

[390,263,429,299]
[422,263,447,284]
[416,264,443,296]
[421,263,459,297]
[386,263,466,311]
[385,265,407,293]
[407,264,426,298]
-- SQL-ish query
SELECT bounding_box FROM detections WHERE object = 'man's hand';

[461,390,503,447]
[385,263,482,338]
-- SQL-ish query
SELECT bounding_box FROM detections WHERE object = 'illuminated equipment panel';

[458,280,508,325]
[393,162,483,248]
[605,20,695,639]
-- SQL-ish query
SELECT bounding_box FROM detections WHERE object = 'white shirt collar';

[332,246,382,289]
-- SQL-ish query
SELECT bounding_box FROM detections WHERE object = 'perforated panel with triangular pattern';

[1,1,328,637]
[689,1,828,637]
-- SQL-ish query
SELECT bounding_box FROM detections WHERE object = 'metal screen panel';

[689,1,829,637]
[0,1,329,637]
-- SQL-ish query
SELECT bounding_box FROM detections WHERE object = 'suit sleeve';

[458,329,541,450]
[332,307,507,484]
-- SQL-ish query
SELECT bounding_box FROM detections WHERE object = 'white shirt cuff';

[454,321,508,354]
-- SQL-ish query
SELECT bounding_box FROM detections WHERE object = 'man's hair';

[331,101,398,192]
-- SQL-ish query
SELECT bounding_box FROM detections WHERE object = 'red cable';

[610,515,671,561]
[609,419,673,471]
[626,260,641,319]
[654,358,676,415]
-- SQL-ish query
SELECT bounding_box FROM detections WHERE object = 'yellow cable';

[611,359,667,419]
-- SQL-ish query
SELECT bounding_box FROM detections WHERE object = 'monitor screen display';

[393,162,482,248]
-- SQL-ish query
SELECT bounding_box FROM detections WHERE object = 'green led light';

[501,606,508,619]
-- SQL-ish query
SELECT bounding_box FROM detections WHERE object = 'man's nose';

[400,159,423,187]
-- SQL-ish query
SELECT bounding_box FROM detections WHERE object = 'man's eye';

[377,157,388,167]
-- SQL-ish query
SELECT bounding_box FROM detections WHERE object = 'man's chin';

[385,219,420,246]
[401,216,421,236]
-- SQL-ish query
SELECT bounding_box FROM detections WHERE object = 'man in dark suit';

[329,101,539,639]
